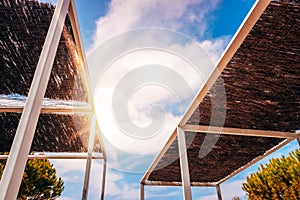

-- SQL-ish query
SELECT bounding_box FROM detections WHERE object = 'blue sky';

[39,0,299,199]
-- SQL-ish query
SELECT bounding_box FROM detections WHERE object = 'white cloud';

[51,159,86,175]
[52,159,140,199]
[89,0,220,53]
[199,36,231,64]
[86,0,230,174]
[146,186,182,198]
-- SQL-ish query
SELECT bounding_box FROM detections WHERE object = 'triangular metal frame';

[140,0,300,199]
[0,0,106,199]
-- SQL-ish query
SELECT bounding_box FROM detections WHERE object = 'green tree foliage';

[0,158,64,199]
[242,148,300,200]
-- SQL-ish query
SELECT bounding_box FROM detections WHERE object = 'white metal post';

[177,127,192,200]
[101,159,107,200]
[216,184,222,200]
[82,116,96,199]
[0,0,70,199]
[140,183,145,200]
[296,130,300,146]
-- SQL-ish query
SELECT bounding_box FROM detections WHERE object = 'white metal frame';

[0,0,107,199]
[216,184,222,200]
[139,0,299,199]
[0,106,92,113]
[0,153,104,160]
[177,127,192,200]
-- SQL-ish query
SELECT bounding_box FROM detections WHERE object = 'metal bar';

[140,129,177,184]
[217,138,294,185]
[68,2,107,199]
[144,181,216,187]
[0,106,92,113]
[101,159,107,200]
[179,0,271,126]
[216,184,222,200]
[0,153,103,160]
[82,116,96,200]
[181,124,298,139]
[177,127,192,200]
[68,0,94,109]
[140,0,271,187]
[0,0,70,199]
[68,0,108,163]
[140,183,145,200]
[296,130,300,146]
[95,121,107,167]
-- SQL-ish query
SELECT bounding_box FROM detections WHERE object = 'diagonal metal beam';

[140,0,271,188]
[0,0,70,199]
[179,0,271,126]
[140,129,177,184]
[216,138,294,185]
[181,124,298,139]
[68,1,107,199]
[0,106,92,113]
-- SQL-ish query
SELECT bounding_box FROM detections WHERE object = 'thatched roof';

[0,112,93,152]
[0,0,97,153]
[0,0,88,102]
[145,0,300,185]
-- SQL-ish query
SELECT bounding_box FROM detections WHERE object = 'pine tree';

[0,158,64,199]
[242,148,300,200]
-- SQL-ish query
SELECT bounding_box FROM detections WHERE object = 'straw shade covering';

[145,0,300,185]
[0,0,96,153]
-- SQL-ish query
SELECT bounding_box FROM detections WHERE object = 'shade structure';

[141,0,300,199]
[0,0,106,199]
[0,112,104,153]
[0,0,88,102]
[0,0,101,155]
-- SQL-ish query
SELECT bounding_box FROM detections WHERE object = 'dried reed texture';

[148,0,300,183]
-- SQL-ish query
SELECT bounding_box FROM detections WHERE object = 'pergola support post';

[296,130,300,146]
[101,159,107,200]
[82,116,96,199]
[0,0,70,199]
[216,184,222,200]
[140,183,145,200]
[177,127,192,200]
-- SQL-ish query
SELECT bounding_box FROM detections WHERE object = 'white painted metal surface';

[82,116,96,200]
[182,124,298,139]
[177,127,192,200]
[216,184,222,200]
[179,0,271,126]
[0,0,70,199]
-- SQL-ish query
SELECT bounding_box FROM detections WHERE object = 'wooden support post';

[0,0,70,199]
[177,127,192,200]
